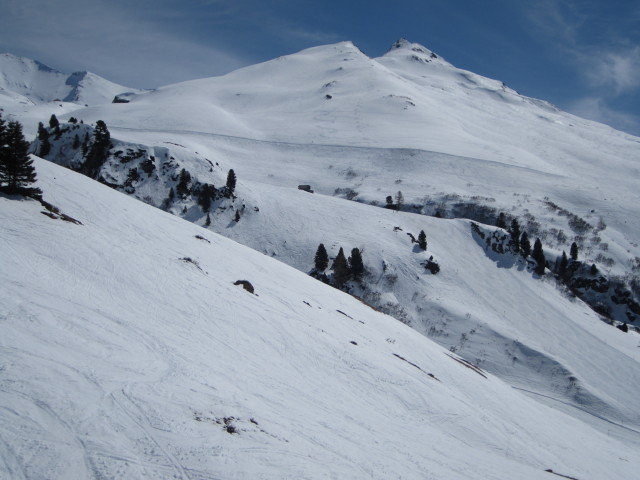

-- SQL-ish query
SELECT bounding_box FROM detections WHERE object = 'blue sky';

[2,0,639,135]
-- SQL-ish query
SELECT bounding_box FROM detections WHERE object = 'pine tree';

[418,230,427,250]
[81,132,90,156]
[176,168,192,198]
[395,190,404,211]
[570,242,578,261]
[314,243,329,272]
[234,209,241,222]
[81,120,111,178]
[0,118,42,196]
[205,212,211,226]
[532,238,546,275]
[225,169,236,198]
[197,183,216,212]
[520,231,531,257]
[49,114,59,129]
[385,195,394,209]
[558,251,568,276]
[72,134,80,149]
[509,218,521,253]
[332,247,349,288]
[496,212,507,229]
[348,247,364,278]
[37,122,51,157]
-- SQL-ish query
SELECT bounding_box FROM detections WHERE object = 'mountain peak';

[384,38,448,65]
[0,53,136,105]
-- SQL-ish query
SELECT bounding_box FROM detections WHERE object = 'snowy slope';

[2,157,640,479]
[51,40,640,279]
[5,40,640,466]
[0,53,135,106]
[15,38,640,433]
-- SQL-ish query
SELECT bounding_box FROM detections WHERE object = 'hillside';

[2,158,640,479]
[14,39,640,432]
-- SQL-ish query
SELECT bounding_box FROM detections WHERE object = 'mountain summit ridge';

[0,52,136,105]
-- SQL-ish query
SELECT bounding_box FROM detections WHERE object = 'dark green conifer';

[558,251,568,276]
[570,242,578,261]
[176,168,192,198]
[349,247,364,278]
[332,247,349,288]
[418,230,427,250]
[0,117,42,196]
[520,231,531,257]
[81,120,111,179]
[509,218,521,253]
[37,122,51,157]
[225,169,236,197]
[314,243,329,272]
[532,238,546,275]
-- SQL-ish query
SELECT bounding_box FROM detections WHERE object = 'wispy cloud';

[586,48,640,94]
[569,96,640,135]
[522,0,640,135]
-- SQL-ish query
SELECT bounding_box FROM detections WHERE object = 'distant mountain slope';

[1,157,640,479]
[0,53,136,105]
[61,40,640,278]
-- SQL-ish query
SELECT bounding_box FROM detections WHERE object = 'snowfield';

[1,158,640,479]
[2,38,640,479]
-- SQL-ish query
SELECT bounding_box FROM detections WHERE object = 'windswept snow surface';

[2,158,640,479]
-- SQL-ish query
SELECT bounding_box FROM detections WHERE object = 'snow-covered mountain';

[3,39,640,478]
[0,53,136,106]
[2,158,640,479]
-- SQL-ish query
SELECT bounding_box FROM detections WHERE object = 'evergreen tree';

[590,263,598,275]
[0,118,42,196]
[234,209,241,222]
[48,114,59,129]
[314,243,329,272]
[532,238,546,275]
[558,251,568,276]
[81,120,111,179]
[395,190,404,211]
[225,169,236,197]
[418,230,427,250]
[509,218,521,253]
[197,183,216,211]
[332,247,349,288]
[81,132,90,156]
[385,195,394,209]
[570,242,578,261]
[496,212,507,229]
[176,168,192,198]
[348,247,364,278]
[520,231,531,257]
[205,212,211,226]
[37,122,51,157]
